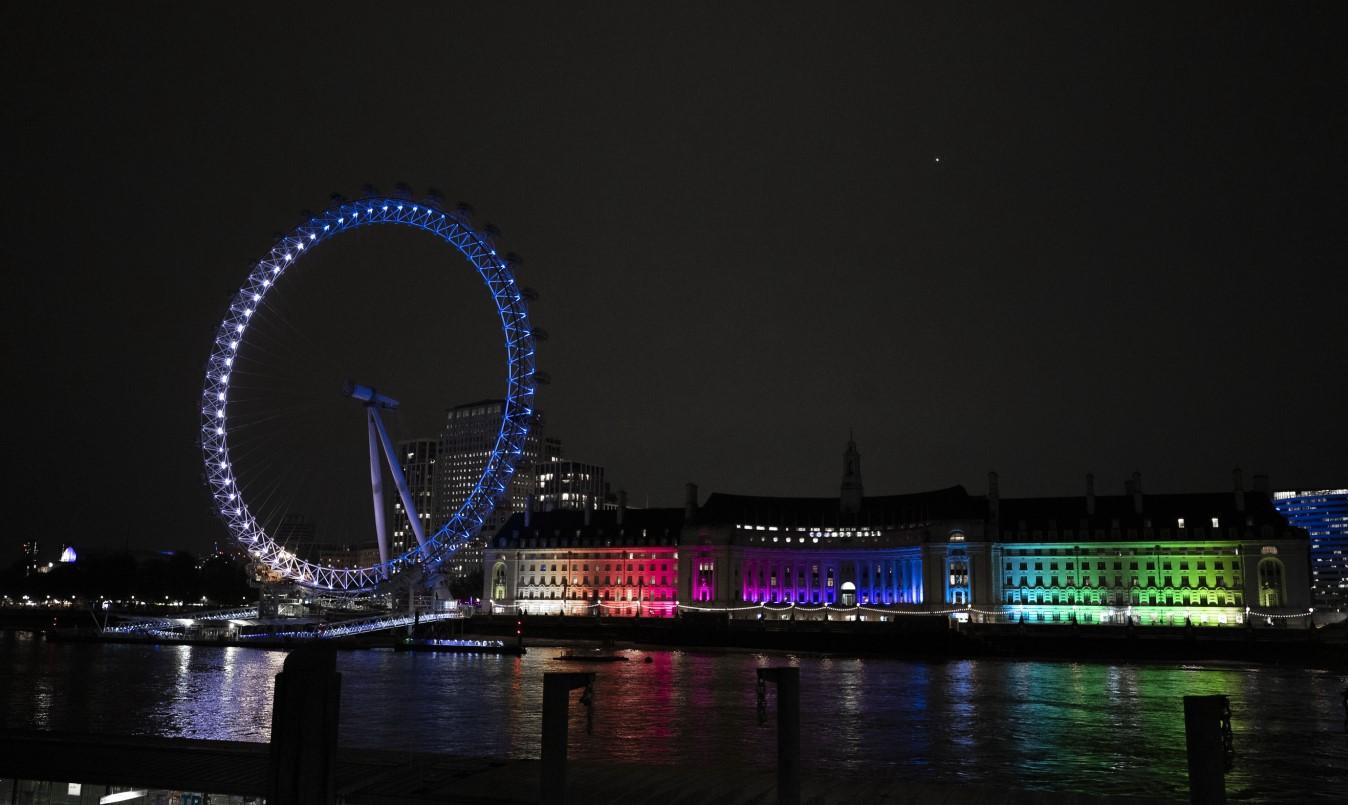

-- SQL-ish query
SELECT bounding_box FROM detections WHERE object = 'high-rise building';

[391,438,438,557]
[536,459,609,511]
[1274,488,1348,606]
[434,399,554,578]
[21,540,39,576]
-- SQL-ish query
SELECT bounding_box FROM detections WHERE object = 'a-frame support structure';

[346,382,429,578]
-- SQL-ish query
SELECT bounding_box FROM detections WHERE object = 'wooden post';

[268,647,340,805]
[758,667,801,805]
[1183,695,1228,805]
[541,671,595,805]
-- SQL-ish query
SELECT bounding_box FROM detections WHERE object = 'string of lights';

[491,599,1320,622]
[102,606,261,634]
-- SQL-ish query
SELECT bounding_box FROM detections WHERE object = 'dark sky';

[5,2,1346,556]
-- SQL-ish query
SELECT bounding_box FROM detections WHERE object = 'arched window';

[1257,558,1285,607]
[840,581,856,607]
[491,561,508,602]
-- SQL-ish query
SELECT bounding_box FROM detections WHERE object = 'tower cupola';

[840,431,864,515]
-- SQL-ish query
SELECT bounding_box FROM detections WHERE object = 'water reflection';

[0,631,1343,803]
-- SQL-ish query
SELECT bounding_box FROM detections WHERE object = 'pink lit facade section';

[483,508,683,618]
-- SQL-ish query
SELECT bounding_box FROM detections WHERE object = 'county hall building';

[484,438,1313,627]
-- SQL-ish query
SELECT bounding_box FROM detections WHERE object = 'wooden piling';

[1183,694,1228,805]
[757,667,801,805]
[541,671,595,805]
[267,647,340,805]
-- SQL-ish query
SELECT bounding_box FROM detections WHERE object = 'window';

[1257,558,1285,606]
[1211,518,1220,528]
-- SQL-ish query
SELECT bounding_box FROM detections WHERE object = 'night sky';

[5,3,1346,556]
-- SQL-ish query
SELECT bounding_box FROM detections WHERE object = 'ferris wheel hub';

[344,381,399,409]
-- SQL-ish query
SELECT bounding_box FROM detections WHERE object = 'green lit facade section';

[996,539,1247,625]
[987,537,1306,627]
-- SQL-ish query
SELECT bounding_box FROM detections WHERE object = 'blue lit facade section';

[1275,489,1348,606]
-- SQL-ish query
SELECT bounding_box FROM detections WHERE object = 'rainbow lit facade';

[486,471,1313,625]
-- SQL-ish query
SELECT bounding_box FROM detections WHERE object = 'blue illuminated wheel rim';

[201,196,536,591]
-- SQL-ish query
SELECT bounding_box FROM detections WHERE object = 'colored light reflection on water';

[1,630,1344,802]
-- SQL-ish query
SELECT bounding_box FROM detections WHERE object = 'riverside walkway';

[0,730,1166,805]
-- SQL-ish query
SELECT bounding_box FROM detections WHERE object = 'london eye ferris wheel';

[201,191,537,592]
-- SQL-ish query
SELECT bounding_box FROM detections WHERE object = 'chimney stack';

[1131,471,1143,515]
[617,489,627,525]
[1086,473,1096,515]
[524,495,534,528]
[1233,468,1246,512]
[684,482,698,520]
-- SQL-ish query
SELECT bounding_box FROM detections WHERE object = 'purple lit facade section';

[737,547,924,605]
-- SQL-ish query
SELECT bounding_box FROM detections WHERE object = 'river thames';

[2,630,1343,802]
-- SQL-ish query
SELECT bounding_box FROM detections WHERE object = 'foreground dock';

[0,730,1166,805]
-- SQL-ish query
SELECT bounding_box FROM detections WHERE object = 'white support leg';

[370,406,430,551]
[367,409,391,578]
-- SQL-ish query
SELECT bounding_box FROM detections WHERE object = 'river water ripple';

[1,631,1343,802]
